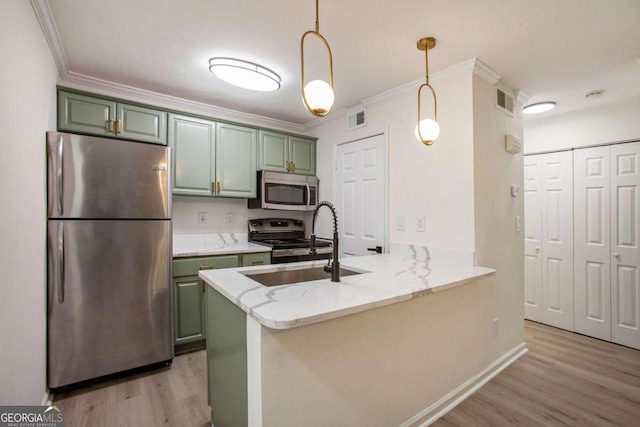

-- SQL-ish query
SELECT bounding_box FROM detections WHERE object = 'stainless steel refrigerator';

[46,131,173,390]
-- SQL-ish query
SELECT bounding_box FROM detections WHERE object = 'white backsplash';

[172,196,310,234]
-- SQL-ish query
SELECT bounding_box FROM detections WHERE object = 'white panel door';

[523,155,543,322]
[541,151,574,331]
[610,141,640,350]
[574,146,611,340]
[335,134,385,257]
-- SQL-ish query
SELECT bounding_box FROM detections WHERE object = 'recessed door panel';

[336,135,385,257]
[574,146,611,340]
[524,155,543,322]
[611,141,640,349]
[541,151,574,330]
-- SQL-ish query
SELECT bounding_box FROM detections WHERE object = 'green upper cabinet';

[216,123,257,198]
[258,130,289,173]
[116,102,167,144]
[58,91,116,137]
[289,136,316,175]
[258,130,316,175]
[169,113,216,196]
[169,115,257,198]
[58,90,167,145]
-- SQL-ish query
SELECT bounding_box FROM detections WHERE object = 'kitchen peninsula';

[200,246,524,426]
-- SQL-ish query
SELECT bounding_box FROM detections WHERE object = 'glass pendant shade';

[416,37,439,146]
[300,0,334,117]
[303,80,335,116]
[415,119,440,144]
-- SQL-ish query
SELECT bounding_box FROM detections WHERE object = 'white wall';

[472,75,525,355]
[524,97,640,154]
[173,196,307,234]
[311,63,476,251]
[0,1,59,404]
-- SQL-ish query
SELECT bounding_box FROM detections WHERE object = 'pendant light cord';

[315,0,320,32]
[425,47,430,85]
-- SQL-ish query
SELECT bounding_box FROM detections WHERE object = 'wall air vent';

[496,87,514,117]
[347,104,366,130]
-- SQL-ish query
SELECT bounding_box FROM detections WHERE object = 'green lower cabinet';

[207,286,248,426]
[241,251,270,267]
[172,255,239,354]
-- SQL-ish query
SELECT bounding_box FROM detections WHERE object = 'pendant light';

[300,0,334,117]
[415,37,440,145]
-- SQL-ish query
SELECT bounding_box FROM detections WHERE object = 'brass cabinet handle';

[291,161,295,172]
[252,260,265,265]
[107,119,115,133]
[211,182,215,194]
[218,181,221,193]
[201,280,205,293]
[116,119,122,134]
[286,160,290,172]
[200,264,214,270]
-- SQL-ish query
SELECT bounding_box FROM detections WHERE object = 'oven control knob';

[295,221,303,227]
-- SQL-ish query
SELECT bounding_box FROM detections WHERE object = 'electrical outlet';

[396,215,406,231]
[493,317,500,337]
[198,212,207,226]
[416,215,426,232]
[225,213,235,226]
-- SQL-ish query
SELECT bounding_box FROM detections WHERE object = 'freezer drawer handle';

[252,260,265,265]
[200,265,214,270]
[57,222,65,304]
[57,134,64,216]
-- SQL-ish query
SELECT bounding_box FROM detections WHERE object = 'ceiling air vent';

[347,105,366,130]
[496,87,514,117]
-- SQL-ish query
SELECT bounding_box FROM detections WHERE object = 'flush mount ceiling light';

[300,0,335,117]
[415,37,440,146]
[523,102,556,115]
[209,57,281,92]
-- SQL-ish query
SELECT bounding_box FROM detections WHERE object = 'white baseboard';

[41,390,53,406]
[401,342,528,427]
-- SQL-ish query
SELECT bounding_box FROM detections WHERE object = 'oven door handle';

[305,183,311,210]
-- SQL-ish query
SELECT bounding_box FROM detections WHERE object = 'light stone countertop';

[199,244,495,329]
[173,233,271,258]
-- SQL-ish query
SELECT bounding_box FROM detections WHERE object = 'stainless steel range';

[248,218,332,264]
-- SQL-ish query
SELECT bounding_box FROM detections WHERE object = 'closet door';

[541,151,574,331]
[574,146,611,340]
[610,141,640,350]
[524,155,543,322]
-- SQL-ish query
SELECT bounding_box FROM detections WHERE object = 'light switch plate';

[396,215,406,231]
[416,216,426,232]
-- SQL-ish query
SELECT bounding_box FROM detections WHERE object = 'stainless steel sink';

[242,266,362,287]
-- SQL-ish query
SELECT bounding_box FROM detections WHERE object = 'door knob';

[535,246,540,252]
[367,246,383,254]
[614,253,620,258]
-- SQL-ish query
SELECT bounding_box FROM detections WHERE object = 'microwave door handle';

[305,183,311,210]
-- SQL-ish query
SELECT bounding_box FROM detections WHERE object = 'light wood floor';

[53,321,640,426]
[434,321,640,427]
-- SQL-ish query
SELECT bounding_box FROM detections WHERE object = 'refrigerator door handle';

[57,222,65,304]
[57,134,64,216]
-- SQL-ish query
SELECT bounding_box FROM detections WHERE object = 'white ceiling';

[47,0,640,126]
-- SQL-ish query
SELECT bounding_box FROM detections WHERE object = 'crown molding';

[30,0,68,77]
[60,71,306,133]
[360,58,479,108]
[30,0,306,133]
[514,90,530,106]
[471,58,501,85]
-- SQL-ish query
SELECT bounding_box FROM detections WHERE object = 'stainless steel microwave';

[248,171,318,211]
